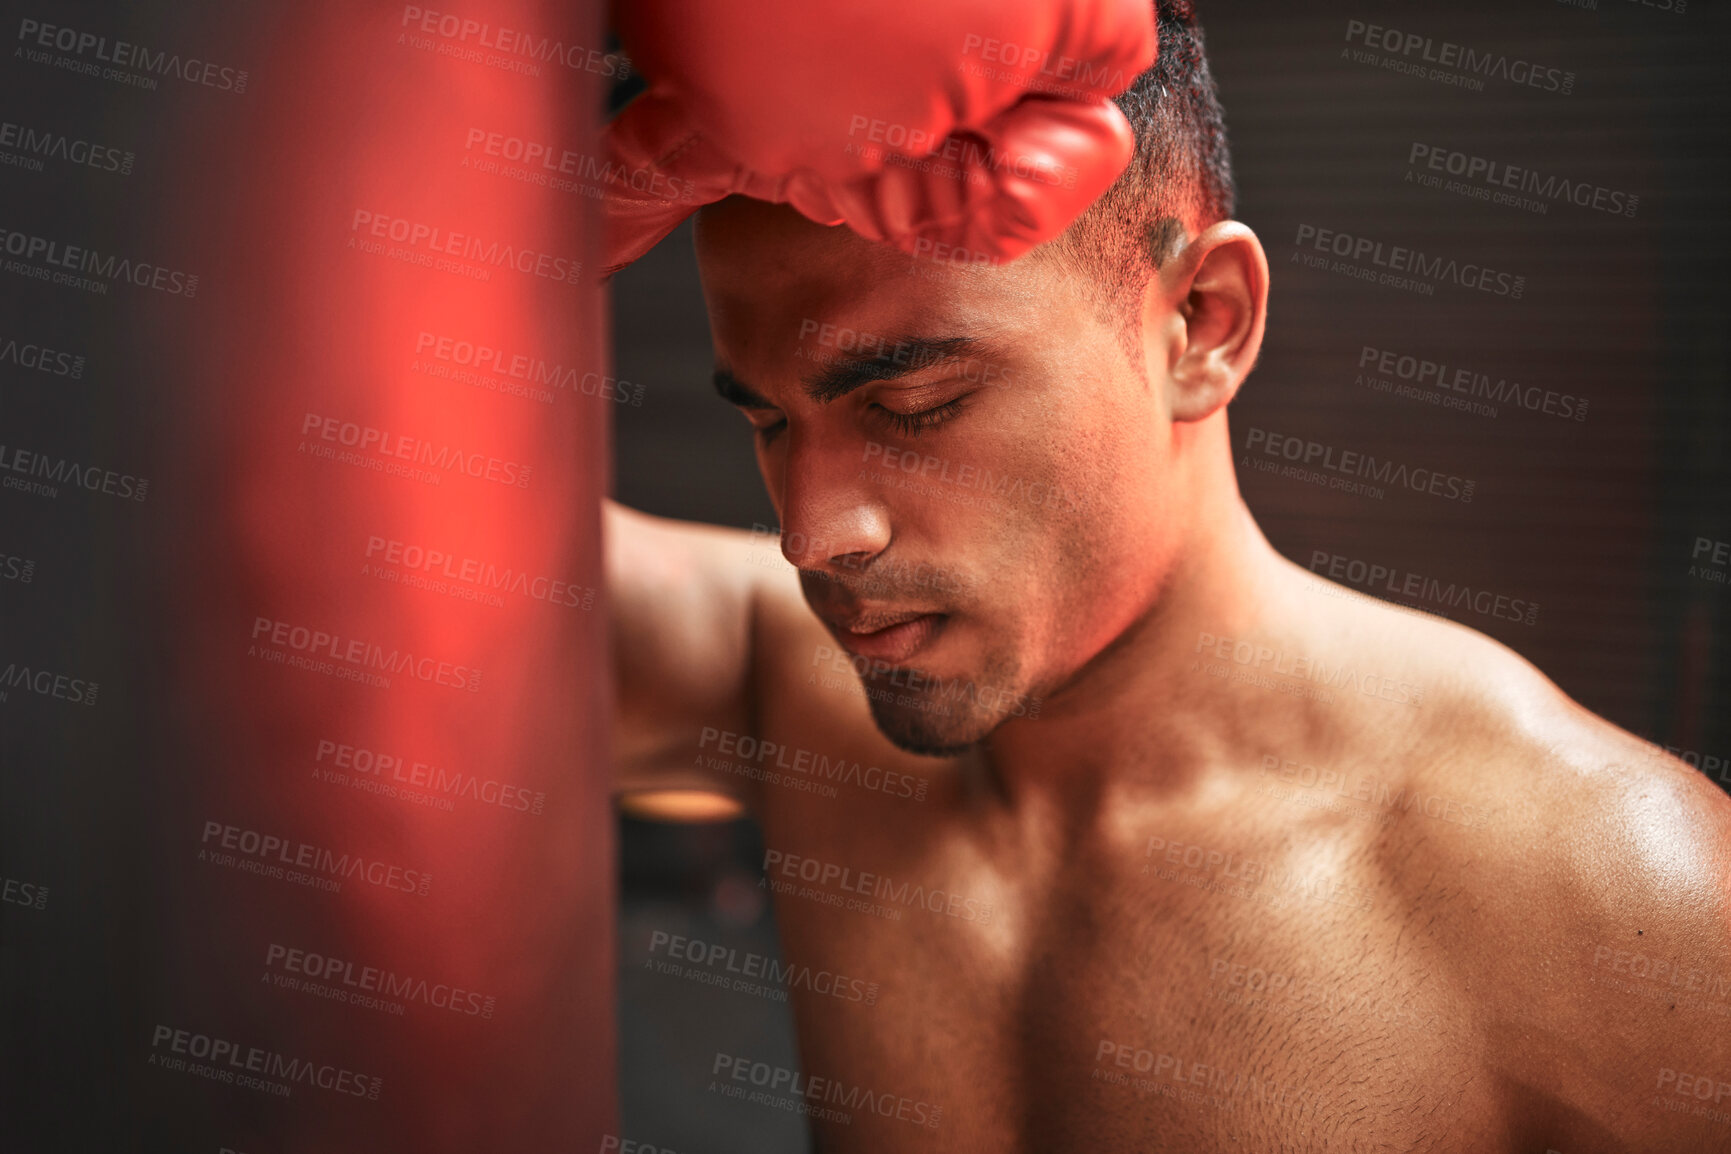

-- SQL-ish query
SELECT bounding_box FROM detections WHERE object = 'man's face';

[695,198,1183,755]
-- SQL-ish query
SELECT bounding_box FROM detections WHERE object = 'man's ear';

[1143,221,1269,422]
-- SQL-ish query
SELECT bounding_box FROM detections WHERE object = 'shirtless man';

[605,5,1731,1150]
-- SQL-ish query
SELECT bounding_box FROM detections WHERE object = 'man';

[607,4,1731,1150]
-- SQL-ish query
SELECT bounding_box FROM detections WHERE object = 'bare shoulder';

[1357,607,1731,1148]
[1373,606,1731,913]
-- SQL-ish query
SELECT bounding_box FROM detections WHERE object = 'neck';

[978,413,1303,808]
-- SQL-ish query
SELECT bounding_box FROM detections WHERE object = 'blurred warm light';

[619,789,745,823]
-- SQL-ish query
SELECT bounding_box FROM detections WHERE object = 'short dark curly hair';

[1050,0,1236,356]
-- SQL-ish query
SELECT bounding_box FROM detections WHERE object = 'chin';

[866,700,994,757]
[857,656,1034,757]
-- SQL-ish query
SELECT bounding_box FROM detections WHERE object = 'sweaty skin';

[607,197,1731,1153]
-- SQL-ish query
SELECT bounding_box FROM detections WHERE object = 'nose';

[776,429,892,574]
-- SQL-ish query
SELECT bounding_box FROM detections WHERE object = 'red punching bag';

[145,1,614,1147]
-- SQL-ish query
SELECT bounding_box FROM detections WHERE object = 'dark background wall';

[610,1,1730,1149]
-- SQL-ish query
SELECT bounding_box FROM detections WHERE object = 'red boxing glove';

[603,0,1156,276]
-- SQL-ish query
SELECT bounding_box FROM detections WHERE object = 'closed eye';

[740,408,787,445]
[875,397,966,438]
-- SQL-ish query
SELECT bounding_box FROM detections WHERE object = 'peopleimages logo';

[349,210,581,285]
[1243,427,1474,504]
[462,128,687,204]
[1094,1037,1330,1114]
[364,535,593,610]
[844,115,1078,191]
[649,930,881,1006]
[748,524,973,595]
[1407,143,1638,218]
[1258,755,1488,829]
[314,737,547,815]
[762,848,994,925]
[0,443,148,502]
[300,412,533,489]
[1293,224,1525,299]
[200,819,434,897]
[861,442,1085,514]
[265,942,496,1018]
[0,119,134,175]
[0,227,197,296]
[1356,345,1587,423]
[811,643,1043,720]
[1207,954,1437,1031]
[960,31,1130,101]
[795,319,1013,389]
[1342,19,1574,95]
[1308,549,1540,627]
[149,1024,381,1099]
[249,616,483,692]
[0,660,99,705]
[698,726,929,802]
[413,330,643,405]
[0,552,36,584]
[0,332,85,378]
[1,874,49,911]
[1194,630,1424,708]
[399,6,630,79]
[712,1052,943,1129]
[16,18,250,92]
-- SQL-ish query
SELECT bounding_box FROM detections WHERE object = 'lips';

[827,611,946,664]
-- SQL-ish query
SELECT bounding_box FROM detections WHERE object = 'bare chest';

[754,790,1505,1154]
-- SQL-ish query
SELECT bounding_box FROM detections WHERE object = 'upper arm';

[1573,759,1731,1151]
[1454,727,1731,1151]
[604,500,803,804]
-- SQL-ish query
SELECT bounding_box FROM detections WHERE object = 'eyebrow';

[711,335,988,411]
[805,336,982,404]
